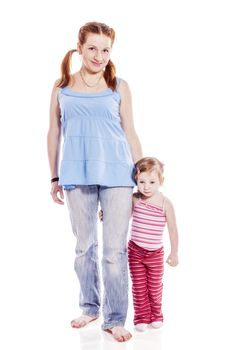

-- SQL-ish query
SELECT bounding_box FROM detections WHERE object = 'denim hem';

[82,311,100,318]
[101,320,125,330]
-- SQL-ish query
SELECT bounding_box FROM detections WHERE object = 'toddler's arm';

[164,197,179,267]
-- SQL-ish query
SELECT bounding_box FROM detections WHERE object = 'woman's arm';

[164,197,179,266]
[47,81,64,205]
[119,80,143,163]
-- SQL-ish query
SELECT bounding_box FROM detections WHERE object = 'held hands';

[98,209,103,221]
[166,253,179,267]
[50,182,64,205]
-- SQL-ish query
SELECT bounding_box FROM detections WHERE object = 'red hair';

[135,157,164,183]
[57,22,117,90]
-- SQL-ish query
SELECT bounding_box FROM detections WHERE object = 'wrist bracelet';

[51,177,59,183]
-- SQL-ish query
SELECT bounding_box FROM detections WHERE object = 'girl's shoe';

[135,323,148,332]
[150,321,163,329]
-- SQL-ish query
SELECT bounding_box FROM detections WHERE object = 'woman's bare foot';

[105,326,132,342]
[71,314,98,328]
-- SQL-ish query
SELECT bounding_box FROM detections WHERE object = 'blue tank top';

[58,78,135,188]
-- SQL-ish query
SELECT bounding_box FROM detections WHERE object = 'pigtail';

[57,49,77,88]
[104,59,117,91]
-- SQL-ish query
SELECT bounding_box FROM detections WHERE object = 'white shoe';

[135,323,148,332]
[150,321,163,329]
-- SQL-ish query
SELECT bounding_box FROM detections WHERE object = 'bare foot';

[71,314,98,328]
[105,326,132,342]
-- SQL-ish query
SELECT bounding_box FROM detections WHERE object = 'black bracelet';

[51,177,59,183]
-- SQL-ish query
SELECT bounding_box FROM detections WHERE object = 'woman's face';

[79,33,112,73]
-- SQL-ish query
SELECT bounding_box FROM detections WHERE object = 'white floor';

[1,246,245,350]
[1,197,246,350]
[56,318,166,350]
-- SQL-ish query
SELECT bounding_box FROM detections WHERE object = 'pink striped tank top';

[130,199,167,250]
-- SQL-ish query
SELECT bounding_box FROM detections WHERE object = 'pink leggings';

[128,240,164,325]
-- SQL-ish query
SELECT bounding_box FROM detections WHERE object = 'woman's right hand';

[50,182,64,205]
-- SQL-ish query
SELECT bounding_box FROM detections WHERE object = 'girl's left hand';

[166,253,179,267]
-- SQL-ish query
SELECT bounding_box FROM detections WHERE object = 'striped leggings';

[128,240,164,325]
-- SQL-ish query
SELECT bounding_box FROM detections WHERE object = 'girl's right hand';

[50,182,64,205]
[166,253,179,267]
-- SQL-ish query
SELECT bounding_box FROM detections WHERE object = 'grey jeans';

[65,185,133,329]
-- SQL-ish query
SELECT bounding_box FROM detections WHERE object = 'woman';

[47,21,142,342]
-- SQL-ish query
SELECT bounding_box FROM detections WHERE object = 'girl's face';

[136,170,162,198]
[78,33,112,73]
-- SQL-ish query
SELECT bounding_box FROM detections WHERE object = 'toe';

[123,333,132,341]
[71,315,97,329]
[107,326,132,342]
[71,322,79,328]
[71,320,84,328]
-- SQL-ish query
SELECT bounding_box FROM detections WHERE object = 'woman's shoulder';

[53,78,62,88]
[53,75,76,91]
[117,77,129,88]
[118,79,132,104]
[118,78,131,93]
[50,79,62,104]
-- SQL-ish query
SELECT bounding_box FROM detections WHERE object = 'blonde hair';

[134,157,164,183]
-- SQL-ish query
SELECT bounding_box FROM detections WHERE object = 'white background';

[0,1,245,349]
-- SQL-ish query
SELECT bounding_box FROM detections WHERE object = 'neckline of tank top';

[61,86,117,97]
[138,198,164,210]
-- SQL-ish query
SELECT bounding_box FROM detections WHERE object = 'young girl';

[99,157,179,332]
[129,157,178,332]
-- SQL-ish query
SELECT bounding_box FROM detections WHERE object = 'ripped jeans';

[65,185,133,329]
